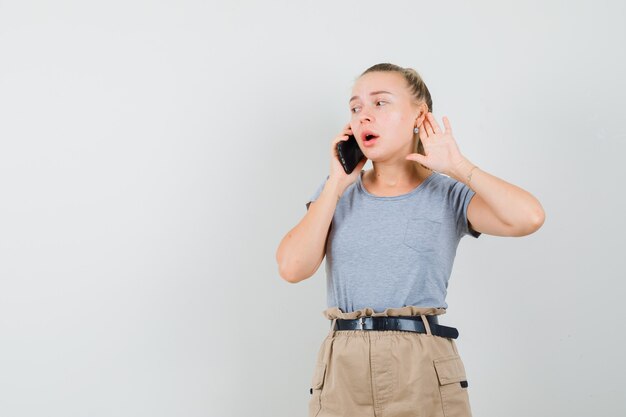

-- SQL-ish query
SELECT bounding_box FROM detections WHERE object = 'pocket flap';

[433,354,467,385]
[311,362,327,389]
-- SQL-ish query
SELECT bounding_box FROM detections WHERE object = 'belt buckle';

[358,317,365,330]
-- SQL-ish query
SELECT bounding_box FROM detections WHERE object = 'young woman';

[276,63,545,417]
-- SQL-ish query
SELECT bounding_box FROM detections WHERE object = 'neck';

[368,161,432,187]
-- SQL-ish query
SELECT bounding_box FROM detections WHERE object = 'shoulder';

[420,173,473,210]
[430,172,468,191]
[423,172,456,193]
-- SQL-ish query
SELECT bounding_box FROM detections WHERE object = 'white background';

[1,1,625,416]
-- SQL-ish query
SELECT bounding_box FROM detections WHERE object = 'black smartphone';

[336,134,365,175]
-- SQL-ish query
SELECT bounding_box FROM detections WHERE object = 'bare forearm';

[448,158,545,228]
[276,178,343,283]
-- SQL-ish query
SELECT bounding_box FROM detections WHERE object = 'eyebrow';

[349,90,394,104]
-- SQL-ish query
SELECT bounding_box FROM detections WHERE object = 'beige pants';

[308,306,472,417]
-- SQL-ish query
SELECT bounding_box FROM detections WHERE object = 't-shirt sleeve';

[305,175,329,210]
[449,179,481,238]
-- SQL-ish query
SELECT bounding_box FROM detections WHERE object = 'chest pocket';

[403,217,443,253]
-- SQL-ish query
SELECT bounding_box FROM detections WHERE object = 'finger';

[424,117,434,137]
[442,116,452,134]
[428,113,442,134]
[418,121,428,141]
[406,152,426,164]
[332,135,348,148]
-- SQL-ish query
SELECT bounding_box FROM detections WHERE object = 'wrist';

[449,158,476,184]
[325,177,344,201]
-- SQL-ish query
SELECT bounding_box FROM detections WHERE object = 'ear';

[414,103,428,127]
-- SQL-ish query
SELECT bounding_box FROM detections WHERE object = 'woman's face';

[349,71,422,161]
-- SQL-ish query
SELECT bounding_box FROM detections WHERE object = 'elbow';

[275,238,319,283]
[529,205,546,233]
[276,249,295,283]
[515,206,546,236]
[277,258,296,283]
[277,263,308,284]
[276,250,308,284]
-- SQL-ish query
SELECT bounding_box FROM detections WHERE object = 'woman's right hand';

[328,123,368,194]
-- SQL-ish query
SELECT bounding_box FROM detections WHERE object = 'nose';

[359,107,373,124]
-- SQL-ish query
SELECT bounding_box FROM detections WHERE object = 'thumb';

[406,153,426,165]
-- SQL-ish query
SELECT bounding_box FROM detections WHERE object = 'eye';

[376,100,386,106]
[350,106,361,113]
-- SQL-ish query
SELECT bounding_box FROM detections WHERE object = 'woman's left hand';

[405,112,467,176]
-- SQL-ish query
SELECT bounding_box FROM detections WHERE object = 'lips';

[361,130,379,142]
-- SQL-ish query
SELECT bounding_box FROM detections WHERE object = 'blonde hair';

[359,63,433,160]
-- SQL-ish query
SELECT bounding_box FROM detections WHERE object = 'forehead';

[350,71,408,98]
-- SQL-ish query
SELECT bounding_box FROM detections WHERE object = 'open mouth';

[365,134,378,141]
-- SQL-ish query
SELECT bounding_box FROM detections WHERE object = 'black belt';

[333,316,459,339]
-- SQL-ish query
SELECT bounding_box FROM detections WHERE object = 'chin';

[364,149,398,163]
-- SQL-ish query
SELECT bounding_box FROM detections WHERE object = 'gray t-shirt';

[306,169,480,313]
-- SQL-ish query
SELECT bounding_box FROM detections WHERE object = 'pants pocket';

[433,354,472,417]
[308,361,327,417]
